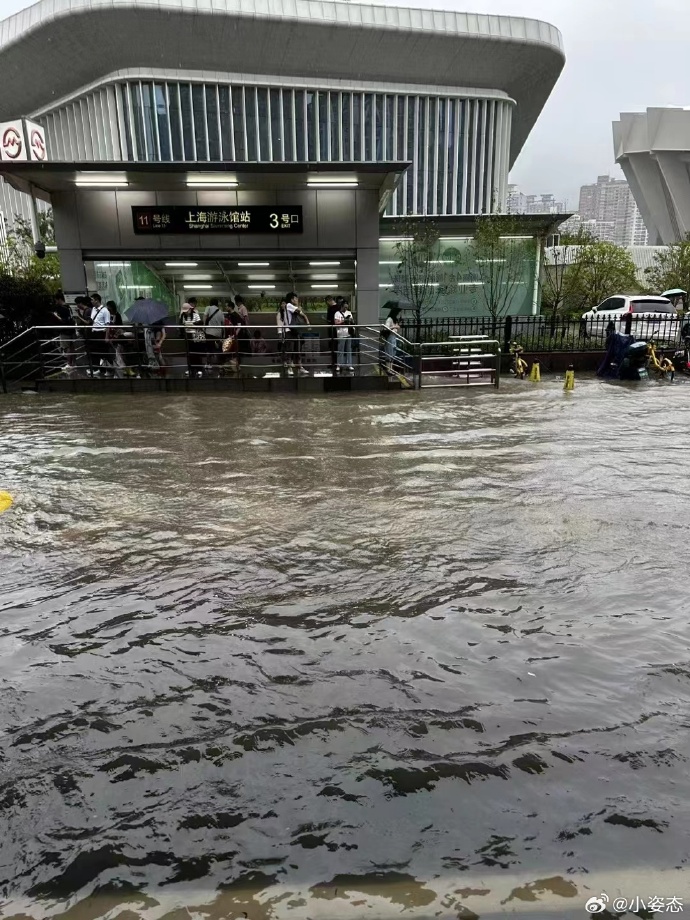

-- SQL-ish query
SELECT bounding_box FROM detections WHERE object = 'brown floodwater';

[1,378,689,920]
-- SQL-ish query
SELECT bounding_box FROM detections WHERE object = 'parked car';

[582,295,680,342]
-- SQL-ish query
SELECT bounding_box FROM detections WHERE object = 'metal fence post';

[34,327,46,380]
[0,348,7,394]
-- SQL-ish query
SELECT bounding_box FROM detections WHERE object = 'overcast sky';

[0,0,687,208]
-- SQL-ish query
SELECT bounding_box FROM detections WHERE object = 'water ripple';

[1,381,689,917]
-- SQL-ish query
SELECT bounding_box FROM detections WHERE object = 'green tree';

[0,209,61,290]
[465,215,536,322]
[644,235,690,299]
[563,240,639,315]
[389,218,457,337]
[540,228,596,324]
[0,273,54,343]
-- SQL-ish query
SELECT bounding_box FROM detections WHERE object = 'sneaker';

[298,366,310,376]
[348,366,355,373]
[286,367,294,376]
[196,371,203,378]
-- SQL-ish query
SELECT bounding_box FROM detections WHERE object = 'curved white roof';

[0,0,564,163]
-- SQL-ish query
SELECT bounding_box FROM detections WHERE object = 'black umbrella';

[123,298,171,325]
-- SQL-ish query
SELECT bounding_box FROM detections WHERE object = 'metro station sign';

[0,118,47,162]
[132,205,303,234]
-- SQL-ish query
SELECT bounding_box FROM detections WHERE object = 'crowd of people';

[42,289,404,378]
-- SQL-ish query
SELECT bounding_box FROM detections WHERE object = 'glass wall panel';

[306,92,316,160]
[283,89,295,161]
[140,83,155,159]
[295,90,306,160]
[406,97,415,212]
[192,83,207,159]
[155,83,171,160]
[397,96,405,160]
[427,97,437,214]
[270,88,282,160]
[179,84,195,160]
[130,84,146,160]
[233,87,246,161]
[416,98,426,213]
[445,99,458,214]
[169,84,183,160]
[341,92,351,160]
[257,87,269,160]
[245,87,258,160]
[353,93,362,160]
[385,95,394,160]
[218,85,232,159]
[206,85,220,160]
[318,91,328,158]
[364,93,373,160]
[330,92,340,160]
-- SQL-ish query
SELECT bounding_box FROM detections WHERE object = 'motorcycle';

[597,332,649,381]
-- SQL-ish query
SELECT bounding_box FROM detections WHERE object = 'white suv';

[582,295,680,342]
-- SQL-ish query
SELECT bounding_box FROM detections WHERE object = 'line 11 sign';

[132,205,303,234]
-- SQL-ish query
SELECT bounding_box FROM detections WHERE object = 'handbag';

[222,335,237,353]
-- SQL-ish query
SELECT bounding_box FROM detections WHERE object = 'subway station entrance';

[0,161,407,325]
[0,161,508,394]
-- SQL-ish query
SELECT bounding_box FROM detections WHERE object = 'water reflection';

[1,379,689,919]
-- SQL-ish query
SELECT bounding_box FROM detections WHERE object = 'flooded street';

[1,379,689,920]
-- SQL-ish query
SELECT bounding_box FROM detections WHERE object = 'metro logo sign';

[0,119,48,161]
[28,126,46,161]
[0,120,26,160]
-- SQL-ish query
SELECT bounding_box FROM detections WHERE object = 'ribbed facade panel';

[39,79,514,216]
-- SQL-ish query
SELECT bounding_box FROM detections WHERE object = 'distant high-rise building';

[576,175,648,246]
[506,184,566,215]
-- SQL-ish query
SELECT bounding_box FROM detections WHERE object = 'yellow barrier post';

[0,491,13,513]
[529,361,541,383]
[564,365,575,391]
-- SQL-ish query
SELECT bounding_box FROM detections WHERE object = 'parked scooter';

[597,333,650,381]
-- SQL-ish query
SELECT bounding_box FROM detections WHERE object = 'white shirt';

[91,305,111,328]
[334,309,353,337]
[204,303,225,338]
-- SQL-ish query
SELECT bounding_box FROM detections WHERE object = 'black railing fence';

[401,314,685,353]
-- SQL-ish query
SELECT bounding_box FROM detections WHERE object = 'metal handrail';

[0,323,499,392]
[0,322,412,389]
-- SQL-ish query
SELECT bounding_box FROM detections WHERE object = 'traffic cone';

[529,361,541,382]
[564,365,575,391]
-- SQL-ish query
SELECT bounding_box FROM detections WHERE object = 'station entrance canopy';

[0,161,409,323]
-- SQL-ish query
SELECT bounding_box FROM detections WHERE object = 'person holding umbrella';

[123,296,172,377]
[662,288,687,312]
